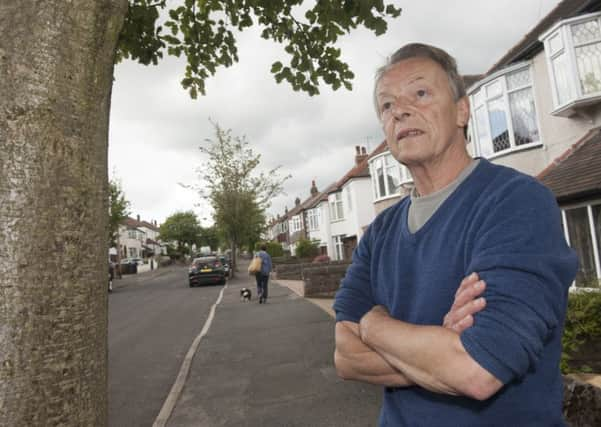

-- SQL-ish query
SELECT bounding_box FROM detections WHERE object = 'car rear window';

[193,257,217,265]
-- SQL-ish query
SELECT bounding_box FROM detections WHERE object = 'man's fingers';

[455,272,479,297]
[445,297,487,330]
[452,280,486,310]
[452,314,474,333]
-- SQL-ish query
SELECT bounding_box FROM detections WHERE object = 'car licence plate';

[200,268,212,272]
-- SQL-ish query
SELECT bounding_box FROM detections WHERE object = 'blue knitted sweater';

[334,159,578,426]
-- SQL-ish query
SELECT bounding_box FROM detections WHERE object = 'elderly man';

[333,43,578,426]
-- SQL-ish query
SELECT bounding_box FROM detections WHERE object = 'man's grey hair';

[373,43,466,119]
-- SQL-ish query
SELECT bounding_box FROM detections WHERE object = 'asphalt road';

[108,265,223,427]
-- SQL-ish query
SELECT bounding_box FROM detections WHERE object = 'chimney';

[137,214,140,222]
[285,206,288,215]
[310,180,318,196]
[295,197,301,206]
[355,145,368,165]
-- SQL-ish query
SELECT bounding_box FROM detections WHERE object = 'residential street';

[108,263,382,427]
[108,265,223,427]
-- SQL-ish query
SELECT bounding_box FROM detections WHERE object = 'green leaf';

[271,61,283,73]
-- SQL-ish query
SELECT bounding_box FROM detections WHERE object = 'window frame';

[329,192,345,222]
[307,207,320,231]
[561,199,601,288]
[369,152,412,202]
[540,12,601,116]
[289,214,302,233]
[332,234,345,261]
[469,62,543,160]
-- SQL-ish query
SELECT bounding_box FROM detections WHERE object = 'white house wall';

[309,201,333,256]
[350,178,376,240]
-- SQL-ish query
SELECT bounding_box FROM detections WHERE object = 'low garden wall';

[273,258,350,281]
[302,263,351,298]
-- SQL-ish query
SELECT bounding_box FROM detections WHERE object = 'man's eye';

[381,102,392,111]
[416,89,428,98]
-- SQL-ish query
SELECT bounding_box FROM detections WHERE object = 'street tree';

[199,123,284,275]
[159,211,202,256]
[0,0,401,424]
[198,225,221,252]
[108,179,131,249]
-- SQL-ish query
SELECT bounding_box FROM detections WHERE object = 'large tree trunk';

[0,1,128,425]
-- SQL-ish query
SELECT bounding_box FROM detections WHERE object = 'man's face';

[376,57,469,167]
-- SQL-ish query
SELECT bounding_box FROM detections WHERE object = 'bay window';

[369,152,412,201]
[540,12,601,116]
[470,64,541,158]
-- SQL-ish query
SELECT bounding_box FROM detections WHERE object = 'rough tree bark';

[0,1,128,425]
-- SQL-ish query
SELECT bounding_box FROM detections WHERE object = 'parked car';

[120,257,144,265]
[188,256,226,287]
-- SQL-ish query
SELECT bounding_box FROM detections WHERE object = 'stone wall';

[274,260,350,281]
[274,263,305,280]
[563,376,601,426]
[302,263,351,298]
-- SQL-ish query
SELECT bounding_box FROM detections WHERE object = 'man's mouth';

[396,128,424,141]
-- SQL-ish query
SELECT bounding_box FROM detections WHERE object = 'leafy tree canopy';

[196,122,287,273]
[158,211,202,250]
[116,0,402,98]
[108,179,131,247]
[198,225,221,251]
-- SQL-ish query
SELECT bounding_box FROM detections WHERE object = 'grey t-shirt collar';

[407,159,481,234]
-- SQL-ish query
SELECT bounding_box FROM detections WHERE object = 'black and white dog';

[240,287,252,302]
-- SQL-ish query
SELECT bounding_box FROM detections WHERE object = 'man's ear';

[456,96,470,128]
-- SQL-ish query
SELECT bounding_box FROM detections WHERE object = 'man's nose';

[391,97,412,120]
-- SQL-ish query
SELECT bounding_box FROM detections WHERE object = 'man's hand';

[443,273,486,333]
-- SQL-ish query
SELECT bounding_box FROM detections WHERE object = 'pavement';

[164,260,382,427]
[114,260,601,426]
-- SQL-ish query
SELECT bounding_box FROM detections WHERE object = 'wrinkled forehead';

[376,57,452,96]
[376,58,449,89]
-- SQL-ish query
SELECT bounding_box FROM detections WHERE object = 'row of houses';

[266,0,601,288]
[109,215,166,262]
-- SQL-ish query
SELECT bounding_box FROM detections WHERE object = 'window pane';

[377,165,386,197]
[386,164,401,195]
[575,42,601,94]
[572,19,601,45]
[509,88,539,145]
[566,207,598,287]
[473,89,485,106]
[337,201,344,220]
[475,106,493,157]
[506,68,531,90]
[486,80,503,98]
[552,52,571,105]
[487,98,510,152]
[549,32,563,55]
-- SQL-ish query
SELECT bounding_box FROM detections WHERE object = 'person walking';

[254,244,272,304]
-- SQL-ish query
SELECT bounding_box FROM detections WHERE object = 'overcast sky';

[109,0,562,226]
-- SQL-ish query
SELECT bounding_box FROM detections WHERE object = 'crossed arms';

[334,273,503,400]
